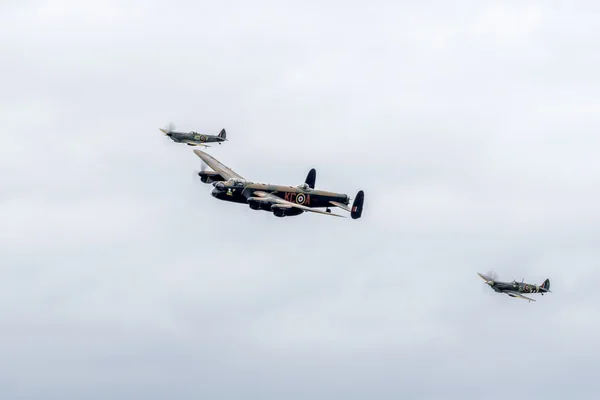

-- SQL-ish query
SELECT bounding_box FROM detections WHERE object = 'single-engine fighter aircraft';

[478,272,551,302]
[160,123,227,147]
[193,149,364,219]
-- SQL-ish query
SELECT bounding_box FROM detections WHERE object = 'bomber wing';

[329,200,350,212]
[252,191,345,218]
[193,149,244,181]
[504,291,536,302]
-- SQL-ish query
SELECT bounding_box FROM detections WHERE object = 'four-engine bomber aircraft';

[478,272,551,302]
[160,124,227,147]
[193,149,364,219]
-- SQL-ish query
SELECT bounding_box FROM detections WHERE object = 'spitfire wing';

[193,149,244,181]
[253,191,345,218]
[504,291,536,302]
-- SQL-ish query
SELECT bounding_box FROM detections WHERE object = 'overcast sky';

[1,1,600,399]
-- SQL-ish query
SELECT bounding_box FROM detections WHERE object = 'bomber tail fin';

[218,129,227,140]
[351,190,364,220]
[305,168,316,189]
[541,278,551,292]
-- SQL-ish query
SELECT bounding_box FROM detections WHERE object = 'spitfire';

[160,123,227,147]
[193,149,364,219]
[478,272,551,302]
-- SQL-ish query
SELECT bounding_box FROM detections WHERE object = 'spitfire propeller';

[478,270,499,292]
[487,270,498,285]
[160,122,176,135]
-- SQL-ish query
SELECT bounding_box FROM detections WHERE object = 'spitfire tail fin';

[351,190,364,220]
[218,129,227,140]
[541,279,551,292]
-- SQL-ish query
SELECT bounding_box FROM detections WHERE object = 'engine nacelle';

[273,208,286,217]
[198,171,225,184]
[271,205,304,217]
[247,198,272,211]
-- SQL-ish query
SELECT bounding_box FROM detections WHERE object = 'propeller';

[193,160,210,182]
[486,270,499,284]
[479,270,499,293]
[160,122,176,135]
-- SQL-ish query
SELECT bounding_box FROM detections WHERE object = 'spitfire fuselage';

[168,131,225,145]
[488,281,547,294]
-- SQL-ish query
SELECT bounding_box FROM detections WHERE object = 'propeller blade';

[162,122,176,133]
[486,270,499,282]
[161,122,176,135]
[477,272,490,282]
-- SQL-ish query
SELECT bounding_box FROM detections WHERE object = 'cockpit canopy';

[298,183,311,190]
[228,178,248,187]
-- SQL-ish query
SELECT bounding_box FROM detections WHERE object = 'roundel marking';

[200,135,207,142]
[296,193,306,205]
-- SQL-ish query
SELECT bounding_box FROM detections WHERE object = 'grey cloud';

[1,0,600,399]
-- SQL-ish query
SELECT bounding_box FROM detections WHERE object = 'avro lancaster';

[193,150,364,219]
